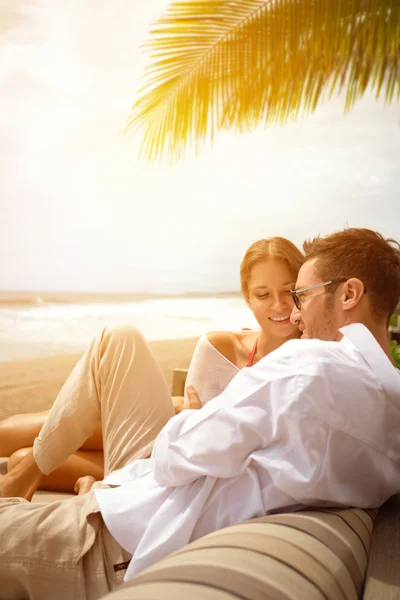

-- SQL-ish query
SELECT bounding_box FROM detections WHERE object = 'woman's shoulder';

[205,329,258,364]
[205,331,238,367]
[190,332,234,363]
[205,330,235,348]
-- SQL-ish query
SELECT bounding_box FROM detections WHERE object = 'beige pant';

[0,326,176,600]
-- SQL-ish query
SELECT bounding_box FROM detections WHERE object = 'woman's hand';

[172,386,202,414]
[186,386,202,409]
[171,396,185,414]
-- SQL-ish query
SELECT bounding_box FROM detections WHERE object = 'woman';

[185,237,303,404]
[0,237,303,496]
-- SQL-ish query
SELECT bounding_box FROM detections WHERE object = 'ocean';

[0,295,258,361]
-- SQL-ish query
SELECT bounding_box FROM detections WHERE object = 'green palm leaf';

[126,0,400,162]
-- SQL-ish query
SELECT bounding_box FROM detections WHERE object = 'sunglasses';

[290,278,348,310]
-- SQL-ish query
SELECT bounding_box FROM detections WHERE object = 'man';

[1,228,399,600]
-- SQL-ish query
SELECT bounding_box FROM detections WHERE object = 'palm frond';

[125,0,400,163]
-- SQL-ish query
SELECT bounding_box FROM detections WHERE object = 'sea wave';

[0,295,47,306]
[0,296,257,361]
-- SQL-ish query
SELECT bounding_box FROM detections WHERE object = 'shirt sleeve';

[151,346,301,487]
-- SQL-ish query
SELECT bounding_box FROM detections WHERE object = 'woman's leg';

[0,412,103,457]
[7,447,104,493]
[0,411,48,457]
[1,325,175,499]
[0,411,104,493]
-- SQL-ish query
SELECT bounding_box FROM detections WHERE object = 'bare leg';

[0,411,49,457]
[0,411,103,457]
[1,326,174,499]
[0,448,42,501]
[0,412,103,494]
[7,447,104,493]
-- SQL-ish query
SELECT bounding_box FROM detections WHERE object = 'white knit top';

[184,333,240,405]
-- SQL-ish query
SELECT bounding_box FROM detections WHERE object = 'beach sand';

[0,337,198,421]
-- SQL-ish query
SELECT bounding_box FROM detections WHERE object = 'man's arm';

[151,351,300,487]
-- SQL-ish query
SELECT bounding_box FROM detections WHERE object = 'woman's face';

[246,258,299,338]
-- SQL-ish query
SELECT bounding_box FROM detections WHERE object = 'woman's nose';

[271,293,289,309]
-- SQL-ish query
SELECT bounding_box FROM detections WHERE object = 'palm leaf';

[125,0,400,162]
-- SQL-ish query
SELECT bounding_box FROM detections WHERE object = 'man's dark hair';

[303,228,400,320]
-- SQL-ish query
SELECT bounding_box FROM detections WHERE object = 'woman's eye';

[257,293,270,299]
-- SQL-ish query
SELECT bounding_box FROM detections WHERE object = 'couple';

[0,235,304,491]
[1,227,400,600]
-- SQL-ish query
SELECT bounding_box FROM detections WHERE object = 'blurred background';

[0,0,399,360]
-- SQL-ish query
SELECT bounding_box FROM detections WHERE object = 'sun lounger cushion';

[102,506,376,600]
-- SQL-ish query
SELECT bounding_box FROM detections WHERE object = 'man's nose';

[290,304,301,324]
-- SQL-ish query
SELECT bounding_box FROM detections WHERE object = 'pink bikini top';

[246,337,258,367]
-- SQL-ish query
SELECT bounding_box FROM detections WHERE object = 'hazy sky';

[1,0,399,294]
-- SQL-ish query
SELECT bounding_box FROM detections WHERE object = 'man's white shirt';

[95,324,400,580]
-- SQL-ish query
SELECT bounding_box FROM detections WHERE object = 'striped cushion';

[102,507,376,600]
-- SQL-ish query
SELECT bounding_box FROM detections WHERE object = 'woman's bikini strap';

[246,337,258,367]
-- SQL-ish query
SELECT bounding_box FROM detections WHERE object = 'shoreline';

[0,290,241,307]
[0,337,198,421]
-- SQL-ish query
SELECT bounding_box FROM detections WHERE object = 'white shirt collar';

[339,323,400,407]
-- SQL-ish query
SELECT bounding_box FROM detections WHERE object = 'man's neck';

[372,327,395,366]
[345,318,394,366]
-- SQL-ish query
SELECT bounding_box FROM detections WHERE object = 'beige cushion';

[363,494,400,600]
[101,506,376,600]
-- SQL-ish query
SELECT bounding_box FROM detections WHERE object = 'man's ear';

[341,278,366,312]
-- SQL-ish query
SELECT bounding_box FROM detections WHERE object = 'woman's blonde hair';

[240,237,304,297]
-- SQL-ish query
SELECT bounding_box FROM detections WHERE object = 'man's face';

[289,259,342,341]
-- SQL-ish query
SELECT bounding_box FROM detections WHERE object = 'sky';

[1,0,399,294]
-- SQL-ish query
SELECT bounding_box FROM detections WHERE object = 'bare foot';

[0,449,43,501]
[74,475,96,495]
